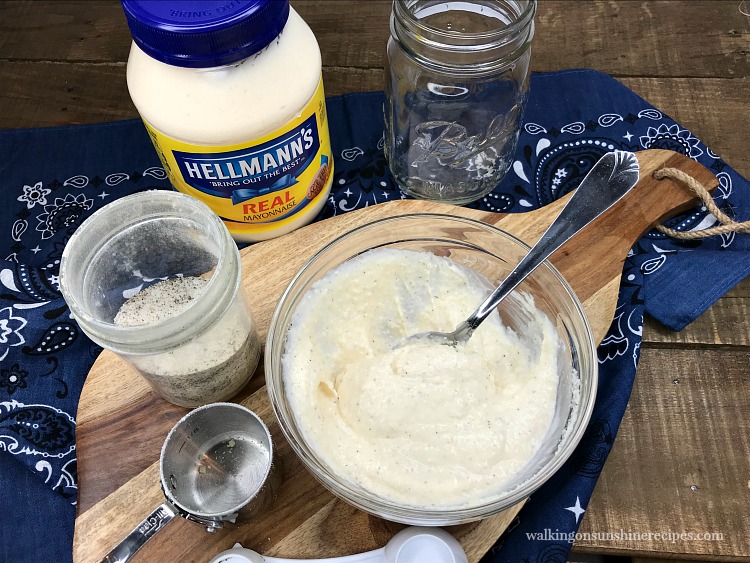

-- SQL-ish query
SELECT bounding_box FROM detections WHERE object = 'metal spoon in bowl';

[400,150,640,348]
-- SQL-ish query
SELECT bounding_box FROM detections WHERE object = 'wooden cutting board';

[74,149,717,563]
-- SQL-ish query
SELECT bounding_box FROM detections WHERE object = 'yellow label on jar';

[142,78,333,237]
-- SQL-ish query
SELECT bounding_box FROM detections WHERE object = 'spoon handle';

[465,150,640,331]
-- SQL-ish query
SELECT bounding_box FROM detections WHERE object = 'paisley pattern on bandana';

[0,401,75,456]
[1,158,173,514]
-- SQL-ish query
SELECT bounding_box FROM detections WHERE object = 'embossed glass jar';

[384,0,536,204]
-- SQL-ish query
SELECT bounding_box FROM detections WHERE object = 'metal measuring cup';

[101,403,279,563]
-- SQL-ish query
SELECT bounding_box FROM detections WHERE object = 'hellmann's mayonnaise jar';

[122,0,333,242]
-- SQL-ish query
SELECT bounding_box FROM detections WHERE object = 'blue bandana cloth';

[0,69,747,563]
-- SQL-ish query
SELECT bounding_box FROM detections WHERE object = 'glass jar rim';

[59,191,240,355]
[394,0,537,44]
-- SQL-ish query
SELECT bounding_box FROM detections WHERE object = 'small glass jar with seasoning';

[384,0,536,205]
[59,191,261,408]
[122,0,334,242]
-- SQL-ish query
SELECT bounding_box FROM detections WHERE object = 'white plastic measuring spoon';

[208,527,468,563]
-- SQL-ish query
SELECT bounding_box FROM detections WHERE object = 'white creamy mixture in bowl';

[266,214,597,525]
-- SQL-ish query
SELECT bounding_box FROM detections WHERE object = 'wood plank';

[1,1,748,79]
[532,1,750,80]
[0,61,135,127]
[575,348,750,560]
[0,1,130,62]
[0,61,379,128]
[0,59,747,181]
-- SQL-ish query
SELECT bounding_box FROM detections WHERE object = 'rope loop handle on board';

[654,167,750,239]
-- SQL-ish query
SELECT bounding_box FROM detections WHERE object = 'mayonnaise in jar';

[122,0,334,242]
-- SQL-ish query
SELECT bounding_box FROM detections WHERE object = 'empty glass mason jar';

[384,0,536,204]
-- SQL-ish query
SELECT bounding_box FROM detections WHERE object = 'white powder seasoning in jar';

[59,191,261,408]
[113,277,260,407]
[122,0,334,242]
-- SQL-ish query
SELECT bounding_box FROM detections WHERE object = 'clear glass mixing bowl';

[266,214,597,525]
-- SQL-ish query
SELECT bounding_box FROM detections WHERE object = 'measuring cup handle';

[99,502,178,563]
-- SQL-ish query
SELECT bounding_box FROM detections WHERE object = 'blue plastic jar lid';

[121,0,290,68]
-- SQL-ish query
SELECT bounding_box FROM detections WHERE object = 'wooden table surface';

[1,1,748,561]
